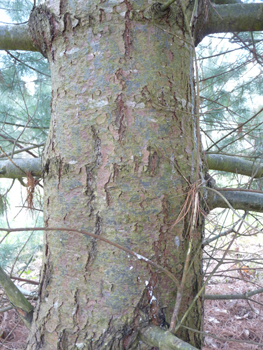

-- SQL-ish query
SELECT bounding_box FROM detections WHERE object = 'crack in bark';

[104,173,112,206]
[86,212,102,268]
[115,93,127,143]
[134,156,139,173]
[147,148,159,176]
[113,163,119,182]
[99,8,105,23]
[83,127,102,214]
[161,195,169,224]
[123,0,133,57]
[115,68,126,90]
[91,126,102,167]
[57,159,63,189]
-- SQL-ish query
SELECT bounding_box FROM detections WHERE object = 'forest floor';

[0,254,262,349]
[202,232,263,350]
[1,278,262,349]
[203,280,263,349]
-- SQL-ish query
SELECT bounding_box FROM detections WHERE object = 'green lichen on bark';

[27,0,203,349]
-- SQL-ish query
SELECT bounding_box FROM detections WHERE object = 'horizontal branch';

[207,154,263,178]
[207,189,263,212]
[196,3,263,44]
[0,157,42,178]
[10,154,263,181]
[2,158,263,213]
[139,325,199,350]
[0,24,37,52]
[212,0,241,3]
[205,287,263,300]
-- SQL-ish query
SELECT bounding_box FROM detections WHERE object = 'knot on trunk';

[28,5,61,58]
[144,2,170,20]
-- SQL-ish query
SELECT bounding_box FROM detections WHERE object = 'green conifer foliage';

[199,32,263,159]
[0,0,51,158]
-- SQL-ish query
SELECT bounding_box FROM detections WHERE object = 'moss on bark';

[27,1,203,349]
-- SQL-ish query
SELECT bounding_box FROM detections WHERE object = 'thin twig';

[169,188,199,332]
[205,287,263,300]
[206,106,263,152]
[174,219,243,333]
[0,227,179,288]
[6,51,51,77]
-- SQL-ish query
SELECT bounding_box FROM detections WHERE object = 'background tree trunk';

[27,1,203,349]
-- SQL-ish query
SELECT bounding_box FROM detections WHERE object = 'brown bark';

[26,1,203,349]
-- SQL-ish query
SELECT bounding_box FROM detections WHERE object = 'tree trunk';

[27,1,203,349]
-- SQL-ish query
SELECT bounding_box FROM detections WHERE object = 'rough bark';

[3,150,263,181]
[1,0,262,349]
[1,2,263,53]
[3,157,263,216]
[25,0,203,349]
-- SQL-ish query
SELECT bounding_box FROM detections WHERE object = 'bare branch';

[139,325,199,350]
[196,3,263,44]
[207,188,263,212]
[0,226,179,287]
[0,158,41,178]
[207,154,263,178]
[205,287,263,300]
[212,0,241,3]
[0,24,37,52]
